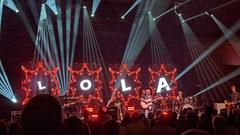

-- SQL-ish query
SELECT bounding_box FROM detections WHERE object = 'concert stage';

[0,0,240,122]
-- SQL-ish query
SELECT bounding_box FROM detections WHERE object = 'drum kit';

[178,96,199,112]
[62,96,104,118]
[152,96,199,112]
[62,95,200,118]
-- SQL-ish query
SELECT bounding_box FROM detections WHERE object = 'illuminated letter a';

[157,77,171,93]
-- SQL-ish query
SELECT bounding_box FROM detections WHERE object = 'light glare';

[11,97,17,103]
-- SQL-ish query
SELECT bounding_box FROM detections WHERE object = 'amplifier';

[11,111,22,123]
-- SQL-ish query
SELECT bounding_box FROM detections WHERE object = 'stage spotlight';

[182,20,185,23]
[15,9,19,13]
[154,0,191,20]
[174,4,178,10]
[206,12,213,17]
[121,16,125,19]
[91,14,94,17]
[148,11,151,14]
[83,6,87,9]
[121,0,143,19]
[178,13,182,17]
[45,0,58,15]
[153,18,156,21]
[11,97,17,103]
[91,0,101,18]
[205,9,213,17]
[54,12,58,15]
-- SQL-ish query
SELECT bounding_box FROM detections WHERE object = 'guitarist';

[140,89,153,118]
[229,85,240,108]
[225,85,240,109]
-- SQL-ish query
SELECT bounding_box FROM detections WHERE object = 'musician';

[175,90,184,112]
[88,94,104,109]
[140,89,153,117]
[229,85,240,107]
[107,90,125,120]
[62,91,71,104]
[176,91,184,104]
[141,89,146,97]
[143,89,152,100]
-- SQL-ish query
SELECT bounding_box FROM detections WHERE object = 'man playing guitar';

[140,89,154,118]
[225,85,240,109]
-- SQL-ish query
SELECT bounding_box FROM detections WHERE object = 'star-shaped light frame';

[148,64,177,97]
[69,63,103,103]
[21,62,59,105]
[109,64,141,106]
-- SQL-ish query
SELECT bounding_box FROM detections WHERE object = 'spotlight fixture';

[148,11,151,14]
[205,9,213,17]
[153,18,156,21]
[11,98,17,103]
[121,16,125,19]
[54,12,58,15]
[174,4,178,10]
[174,3,182,17]
[182,20,185,23]
[83,6,87,9]
[91,14,95,17]
[15,9,19,13]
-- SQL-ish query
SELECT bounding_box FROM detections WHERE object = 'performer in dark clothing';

[107,90,125,121]
[229,85,240,107]
[225,85,240,109]
[140,89,153,118]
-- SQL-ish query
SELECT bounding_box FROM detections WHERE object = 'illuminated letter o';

[80,79,92,91]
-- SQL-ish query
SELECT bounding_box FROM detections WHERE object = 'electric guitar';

[224,100,240,110]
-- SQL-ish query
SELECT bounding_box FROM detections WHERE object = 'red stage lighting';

[86,107,94,112]
[91,114,99,118]
[127,106,135,111]
[163,112,168,115]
